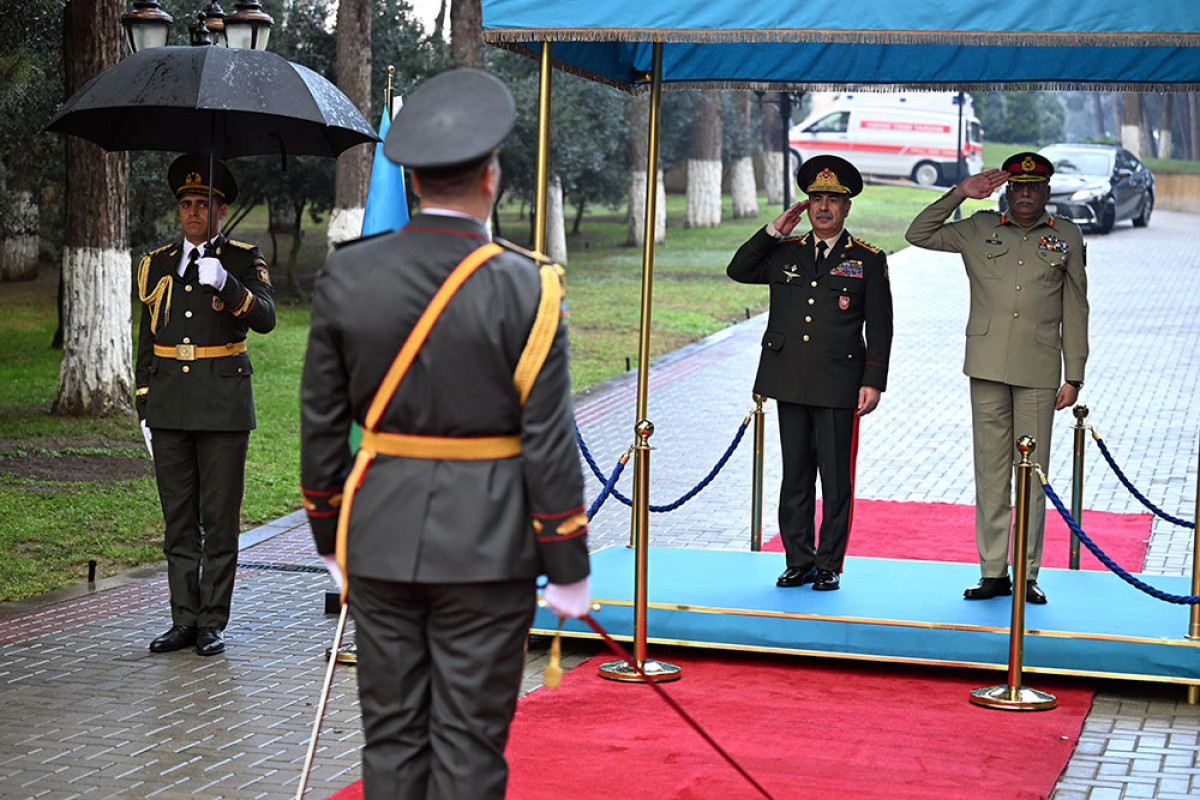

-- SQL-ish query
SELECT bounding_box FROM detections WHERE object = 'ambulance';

[789,92,983,186]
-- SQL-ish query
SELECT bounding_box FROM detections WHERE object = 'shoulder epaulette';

[850,235,881,254]
[147,242,174,258]
[494,236,557,267]
[781,232,808,244]
[333,230,389,250]
[227,239,258,251]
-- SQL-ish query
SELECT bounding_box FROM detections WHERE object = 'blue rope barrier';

[575,418,751,514]
[1041,473,1199,604]
[1091,432,1195,529]
[586,452,628,521]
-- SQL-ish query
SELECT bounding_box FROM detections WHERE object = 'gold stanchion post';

[971,436,1056,711]
[1069,405,1089,570]
[750,394,765,552]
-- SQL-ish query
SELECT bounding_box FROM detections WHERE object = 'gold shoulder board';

[851,236,881,254]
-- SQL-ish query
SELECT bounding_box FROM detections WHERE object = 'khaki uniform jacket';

[299,214,589,587]
[727,227,893,408]
[905,190,1088,389]
[135,237,276,431]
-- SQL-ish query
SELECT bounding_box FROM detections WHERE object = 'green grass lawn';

[0,184,997,604]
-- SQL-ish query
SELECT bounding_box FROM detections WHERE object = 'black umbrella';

[45,45,378,159]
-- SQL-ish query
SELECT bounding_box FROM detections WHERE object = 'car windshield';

[1044,149,1114,176]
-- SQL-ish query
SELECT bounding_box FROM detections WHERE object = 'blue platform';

[533,546,1200,685]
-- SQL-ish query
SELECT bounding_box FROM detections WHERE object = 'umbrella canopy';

[480,0,1200,92]
[45,45,378,158]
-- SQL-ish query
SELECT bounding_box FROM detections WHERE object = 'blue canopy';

[481,1,1200,91]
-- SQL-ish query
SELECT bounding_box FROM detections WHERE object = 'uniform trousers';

[352,575,536,800]
[969,378,1056,581]
[151,428,248,630]
[776,400,859,573]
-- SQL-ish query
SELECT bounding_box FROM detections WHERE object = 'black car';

[998,144,1155,234]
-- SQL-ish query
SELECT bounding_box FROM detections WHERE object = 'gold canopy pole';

[533,43,552,255]
[1188,433,1200,704]
[598,42,679,684]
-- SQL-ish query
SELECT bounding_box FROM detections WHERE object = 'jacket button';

[810,280,818,287]
[182,365,190,374]
[808,298,815,305]
[805,316,812,323]
[1013,312,1020,318]
[183,337,191,344]
[185,311,192,318]
[803,335,810,342]
[185,285,193,293]
[1018,260,1024,266]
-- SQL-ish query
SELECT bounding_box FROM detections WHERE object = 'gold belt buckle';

[175,344,196,361]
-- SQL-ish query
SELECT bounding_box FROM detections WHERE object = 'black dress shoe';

[812,569,840,591]
[1026,580,1047,604]
[963,576,1013,600]
[195,627,225,656]
[777,566,818,588]
[149,625,197,652]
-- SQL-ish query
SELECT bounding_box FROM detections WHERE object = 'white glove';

[139,419,153,459]
[197,257,228,290]
[544,577,591,619]
[322,554,345,592]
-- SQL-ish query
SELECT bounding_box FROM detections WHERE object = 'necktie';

[183,248,199,284]
[816,240,828,264]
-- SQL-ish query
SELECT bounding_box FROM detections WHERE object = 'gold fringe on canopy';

[483,27,1200,49]
[487,41,1200,95]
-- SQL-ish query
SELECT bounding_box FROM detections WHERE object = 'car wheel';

[912,161,940,186]
[1095,200,1116,234]
[1132,192,1153,227]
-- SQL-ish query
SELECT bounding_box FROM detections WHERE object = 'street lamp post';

[121,0,270,53]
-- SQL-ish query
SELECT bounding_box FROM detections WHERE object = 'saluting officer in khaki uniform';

[300,70,590,799]
[137,155,276,656]
[728,155,893,593]
[906,152,1089,604]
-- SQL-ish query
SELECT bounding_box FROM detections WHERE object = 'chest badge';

[839,296,851,311]
[212,297,225,312]
[782,265,801,283]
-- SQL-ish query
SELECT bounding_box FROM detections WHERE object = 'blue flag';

[361,105,410,236]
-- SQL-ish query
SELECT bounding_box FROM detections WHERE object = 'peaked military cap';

[168,154,238,204]
[383,69,516,170]
[796,154,863,198]
[1002,151,1054,183]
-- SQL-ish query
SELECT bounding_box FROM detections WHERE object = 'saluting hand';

[770,199,810,236]
[954,169,1008,200]
[197,257,228,291]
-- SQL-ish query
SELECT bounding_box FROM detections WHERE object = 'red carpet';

[329,650,1093,799]
[763,499,1150,571]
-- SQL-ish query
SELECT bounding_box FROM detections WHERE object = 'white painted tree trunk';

[685,159,722,228]
[1120,124,1142,159]
[729,157,758,219]
[546,175,568,265]
[627,170,666,246]
[762,151,785,205]
[0,190,38,282]
[326,207,365,251]
[55,248,132,415]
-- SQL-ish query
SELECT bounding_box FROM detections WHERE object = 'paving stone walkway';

[2,211,1199,799]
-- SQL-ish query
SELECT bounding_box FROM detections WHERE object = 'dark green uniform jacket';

[299,213,589,587]
[136,237,276,430]
[727,227,894,408]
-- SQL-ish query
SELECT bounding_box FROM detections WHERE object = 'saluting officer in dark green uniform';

[137,155,276,656]
[728,155,893,592]
[300,70,590,799]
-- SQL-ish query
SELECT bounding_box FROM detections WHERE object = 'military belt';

[360,429,521,460]
[153,341,246,361]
